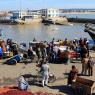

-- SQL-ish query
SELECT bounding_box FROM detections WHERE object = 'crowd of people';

[0,37,90,62]
[0,37,95,89]
[28,37,89,63]
[27,37,95,88]
[0,39,18,59]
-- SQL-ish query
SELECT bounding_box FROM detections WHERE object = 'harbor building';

[10,10,42,24]
[10,10,41,19]
[41,8,59,19]
[0,11,12,20]
[41,8,68,25]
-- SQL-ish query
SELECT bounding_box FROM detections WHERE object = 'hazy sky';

[0,0,95,10]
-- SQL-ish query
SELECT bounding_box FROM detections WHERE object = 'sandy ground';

[0,51,95,95]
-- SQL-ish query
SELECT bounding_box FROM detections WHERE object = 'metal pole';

[0,29,2,36]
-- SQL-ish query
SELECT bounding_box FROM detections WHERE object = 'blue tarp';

[6,55,21,65]
[0,47,3,55]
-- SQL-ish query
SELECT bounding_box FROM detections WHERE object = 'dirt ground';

[0,51,95,95]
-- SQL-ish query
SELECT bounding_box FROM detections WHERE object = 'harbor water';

[61,13,95,19]
[0,23,91,43]
[0,23,94,49]
[1,13,95,44]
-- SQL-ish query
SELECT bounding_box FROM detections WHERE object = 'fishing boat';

[84,23,95,42]
[44,23,50,25]
[15,16,42,24]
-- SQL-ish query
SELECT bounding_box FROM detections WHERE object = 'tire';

[48,75,56,83]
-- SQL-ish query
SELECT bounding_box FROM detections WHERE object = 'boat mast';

[20,0,22,18]
[0,29,2,36]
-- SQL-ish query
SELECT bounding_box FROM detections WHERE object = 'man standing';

[80,45,88,62]
[40,60,49,87]
[88,57,95,76]
[81,56,89,75]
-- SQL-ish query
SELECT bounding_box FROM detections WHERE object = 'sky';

[0,0,95,11]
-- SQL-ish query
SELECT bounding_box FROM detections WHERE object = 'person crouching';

[68,65,78,85]
[18,75,29,90]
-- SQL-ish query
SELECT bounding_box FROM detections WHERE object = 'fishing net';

[0,86,63,95]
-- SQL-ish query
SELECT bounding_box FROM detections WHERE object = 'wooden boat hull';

[15,18,42,24]
[85,29,95,42]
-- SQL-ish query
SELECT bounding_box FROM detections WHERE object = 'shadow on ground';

[22,74,42,87]
[48,85,75,95]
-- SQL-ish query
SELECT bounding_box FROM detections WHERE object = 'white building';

[10,10,42,20]
[0,11,12,20]
[41,8,60,18]
[10,10,42,24]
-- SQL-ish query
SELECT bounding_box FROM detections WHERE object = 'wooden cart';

[72,77,95,95]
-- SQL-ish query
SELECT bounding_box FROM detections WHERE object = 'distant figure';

[36,44,41,61]
[87,57,95,76]
[79,38,84,47]
[28,48,33,59]
[12,44,18,56]
[6,44,10,52]
[51,38,55,52]
[18,76,29,90]
[1,41,7,52]
[81,56,89,75]
[64,38,68,46]
[33,38,37,42]
[52,38,55,45]
[80,45,88,62]
[84,38,87,45]
[68,65,78,85]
